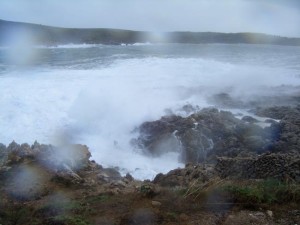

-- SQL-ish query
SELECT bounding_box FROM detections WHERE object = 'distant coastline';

[1,19,300,46]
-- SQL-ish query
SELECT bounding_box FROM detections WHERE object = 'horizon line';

[1,18,299,39]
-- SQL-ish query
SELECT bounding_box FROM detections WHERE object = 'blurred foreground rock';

[0,141,140,201]
[0,139,299,225]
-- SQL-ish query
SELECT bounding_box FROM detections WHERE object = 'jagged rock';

[254,106,298,120]
[153,152,300,190]
[153,164,216,187]
[7,141,20,152]
[125,173,134,182]
[133,108,274,163]
[241,116,259,123]
[264,118,277,124]
[258,106,300,153]
[140,183,160,197]
[209,93,244,108]
[0,143,7,166]
[181,104,200,114]
[215,152,300,181]
[36,144,91,171]
[0,141,128,194]
[0,143,6,153]
[51,170,84,186]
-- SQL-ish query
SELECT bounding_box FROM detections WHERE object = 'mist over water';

[0,43,300,179]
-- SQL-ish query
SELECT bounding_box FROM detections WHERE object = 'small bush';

[0,201,32,225]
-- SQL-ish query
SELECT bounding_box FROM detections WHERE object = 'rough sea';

[1,43,300,179]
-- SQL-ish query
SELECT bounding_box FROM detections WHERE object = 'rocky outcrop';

[254,105,300,120]
[153,152,300,188]
[209,93,245,108]
[133,107,276,164]
[254,105,300,153]
[153,163,216,187]
[0,141,136,201]
[1,141,91,171]
[215,152,300,182]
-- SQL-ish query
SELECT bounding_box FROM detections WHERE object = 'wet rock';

[242,115,259,123]
[181,104,200,114]
[261,106,300,153]
[264,119,277,124]
[133,107,274,164]
[209,93,244,108]
[254,106,297,120]
[243,135,266,152]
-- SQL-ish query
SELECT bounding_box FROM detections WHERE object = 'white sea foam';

[121,42,153,46]
[0,56,299,179]
[36,43,102,49]
[0,43,101,50]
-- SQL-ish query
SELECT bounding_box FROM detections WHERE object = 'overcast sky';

[1,0,300,37]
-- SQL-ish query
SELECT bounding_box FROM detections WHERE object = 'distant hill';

[1,19,300,46]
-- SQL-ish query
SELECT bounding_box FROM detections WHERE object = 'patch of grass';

[0,201,33,225]
[35,197,88,220]
[223,179,300,205]
[34,198,94,225]
[50,215,91,225]
[85,194,112,204]
[179,178,225,200]
[173,188,188,197]
[174,178,300,211]
[165,211,178,221]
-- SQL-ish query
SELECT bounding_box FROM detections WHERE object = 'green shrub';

[224,179,300,205]
[50,215,90,225]
[85,194,111,204]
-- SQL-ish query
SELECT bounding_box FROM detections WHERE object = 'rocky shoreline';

[0,105,300,224]
[132,105,300,163]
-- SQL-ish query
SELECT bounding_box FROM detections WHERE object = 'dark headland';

[1,19,300,46]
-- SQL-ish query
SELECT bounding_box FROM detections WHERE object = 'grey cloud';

[0,0,299,37]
